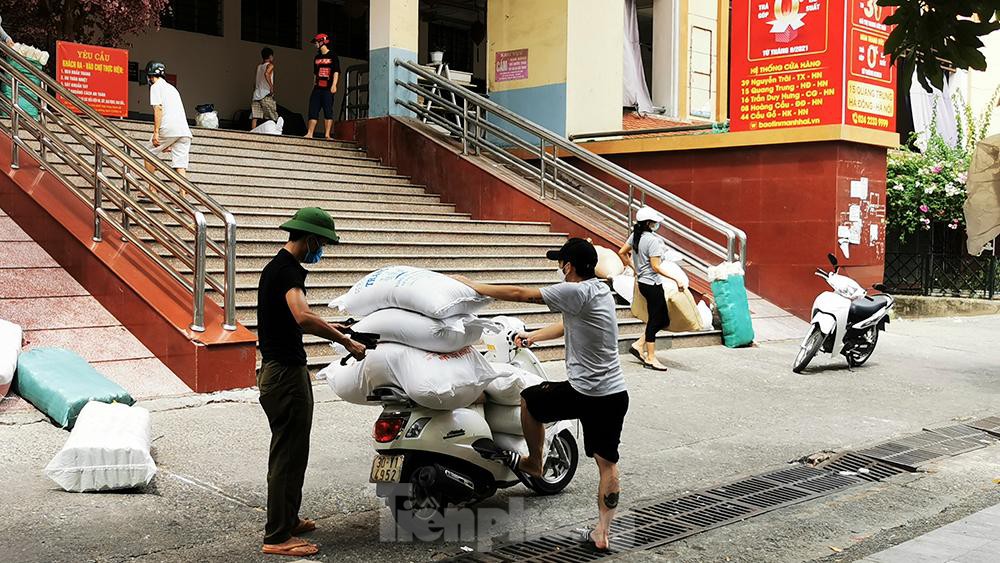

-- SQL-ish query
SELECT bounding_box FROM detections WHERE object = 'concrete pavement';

[1,315,998,562]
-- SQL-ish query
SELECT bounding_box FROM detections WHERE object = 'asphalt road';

[2,315,998,562]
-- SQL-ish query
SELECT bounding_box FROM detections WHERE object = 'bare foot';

[518,456,544,477]
[591,528,609,550]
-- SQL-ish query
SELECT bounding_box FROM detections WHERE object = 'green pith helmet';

[279,207,340,244]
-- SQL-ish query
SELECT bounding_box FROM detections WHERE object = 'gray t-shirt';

[540,279,627,397]
[627,231,667,285]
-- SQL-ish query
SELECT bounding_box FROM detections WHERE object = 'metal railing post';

[223,213,238,331]
[461,98,469,155]
[39,99,47,169]
[191,212,208,332]
[475,106,483,155]
[10,78,19,169]
[92,146,103,241]
[539,139,546,198]
[627,184,635,239]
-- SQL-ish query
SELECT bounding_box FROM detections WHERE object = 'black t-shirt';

[314,51,341,89]
[257,248,308,366]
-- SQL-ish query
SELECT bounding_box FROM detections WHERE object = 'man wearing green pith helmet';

[256,207,367,557]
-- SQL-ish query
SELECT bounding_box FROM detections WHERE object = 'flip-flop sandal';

[293,518,317,534]
[573,527,610,552]
[643,361,668,372]
[628,346,644,362]
[497,450,535,489]
[261,539,319,556]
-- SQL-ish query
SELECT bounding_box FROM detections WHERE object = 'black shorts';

[308,88,334,120]
[521,381,629,463]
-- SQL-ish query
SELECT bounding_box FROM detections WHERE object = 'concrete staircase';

[46,121,720,369]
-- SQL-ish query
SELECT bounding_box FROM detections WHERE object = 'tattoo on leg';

[603,492,620,509]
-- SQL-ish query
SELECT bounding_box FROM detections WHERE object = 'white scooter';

[793,254,894,373]
[367,317,579,530]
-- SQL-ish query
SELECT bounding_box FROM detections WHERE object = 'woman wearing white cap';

[618,206,686,371]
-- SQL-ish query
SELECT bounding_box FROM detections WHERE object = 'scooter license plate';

[370,454,404,483]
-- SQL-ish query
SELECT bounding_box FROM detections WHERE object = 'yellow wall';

[487,0,568,92]
[566,0,624,136]
[370,0,419,51]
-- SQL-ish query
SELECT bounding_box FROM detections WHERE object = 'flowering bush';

[887,89,998,240]
[0,0,169,49]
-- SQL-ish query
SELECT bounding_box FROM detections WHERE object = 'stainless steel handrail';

[0,43,237,331]
[393,58,747,274]
[340,63,369,121]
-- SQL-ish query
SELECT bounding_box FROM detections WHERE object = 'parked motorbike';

[793,254,894,373]
[367,317,579,530]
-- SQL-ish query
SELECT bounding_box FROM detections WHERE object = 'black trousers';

[638,281,669,341]
[258,361,314,545]
[307,88,334,120]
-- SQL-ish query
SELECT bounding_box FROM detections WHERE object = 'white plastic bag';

[195,110,219,129]
[485,403,523,435]
[611,267,636,304]
[251,116,284,135]
[351,309,498,353]
[707,261,745,282]
[484,364,544,406]
[43,401,156,492]
[697,301,714,331]
[330,266,492,319]
[0,319,21,397]
[325,343,498,410]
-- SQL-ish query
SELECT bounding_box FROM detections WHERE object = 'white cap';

[635,206,661,223]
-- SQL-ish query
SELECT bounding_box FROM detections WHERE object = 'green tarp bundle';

[16,348,134,429]
[711,274,755,348]
[1,57,43,120]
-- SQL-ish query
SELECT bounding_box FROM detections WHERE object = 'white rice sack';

[485,403,523,435]
[594,245,625,279]
[697,301,714,331]
[707,261,745,282]
[485,364,544,406]
[326,343,498,410]
[330,266,491,319]
[660,261,689,289]
[493,432,528,456]
[0,319,22,397]
[352,309,499,353]
[611,268,636,304]
[44,401,156,492]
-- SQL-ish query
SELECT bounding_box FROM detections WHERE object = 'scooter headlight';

[404,417,432,438]
[373,413,410,443]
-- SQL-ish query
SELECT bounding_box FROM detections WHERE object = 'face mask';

[557,263,569,281]
[649,222,660,231]
[304,237,323,264]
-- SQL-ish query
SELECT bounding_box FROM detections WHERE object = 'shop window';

[161,0,223,36]
[428,23,473,73]
[688,25,714,119]
[242,0,302,49]
[317,0,369,60]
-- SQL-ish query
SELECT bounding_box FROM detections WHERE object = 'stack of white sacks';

[322,267,541,445]
[11,43,50,66]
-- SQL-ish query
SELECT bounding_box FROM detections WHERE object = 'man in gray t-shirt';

[455,237,629,552]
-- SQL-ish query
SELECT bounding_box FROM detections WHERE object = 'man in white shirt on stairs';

[251,47,278,130]
[143,60,193,201]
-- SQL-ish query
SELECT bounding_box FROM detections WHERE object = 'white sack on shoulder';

[352,309,499,353]
[485,363,544,406]
[330,266,491,319]
[0,318,22,397]
[44,401,156,492]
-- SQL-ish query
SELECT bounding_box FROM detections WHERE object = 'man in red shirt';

[304,33,340,139]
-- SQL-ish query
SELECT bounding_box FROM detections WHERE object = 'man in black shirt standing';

[304,33,340,139]
[256,207,366,557]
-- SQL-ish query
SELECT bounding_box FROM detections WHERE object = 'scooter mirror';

[827,253,838,267]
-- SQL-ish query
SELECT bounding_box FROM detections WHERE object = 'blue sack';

[711,274,755,348]
[16,347,134,429]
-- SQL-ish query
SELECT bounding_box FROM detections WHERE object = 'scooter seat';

[848,294,890,324]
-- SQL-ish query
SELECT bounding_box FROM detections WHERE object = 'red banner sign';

[56,41,129,118]
[730,0,896,134]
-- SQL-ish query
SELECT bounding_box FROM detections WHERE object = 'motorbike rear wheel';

[847,327,879,367]
[386,481,446,533]
[792,326,825,374]
[527,430,579,495]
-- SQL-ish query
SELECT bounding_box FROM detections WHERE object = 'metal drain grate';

[964,417,1000,437]
[853,430,986,470]
[925,424,997,444]
[819,452,905,482]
